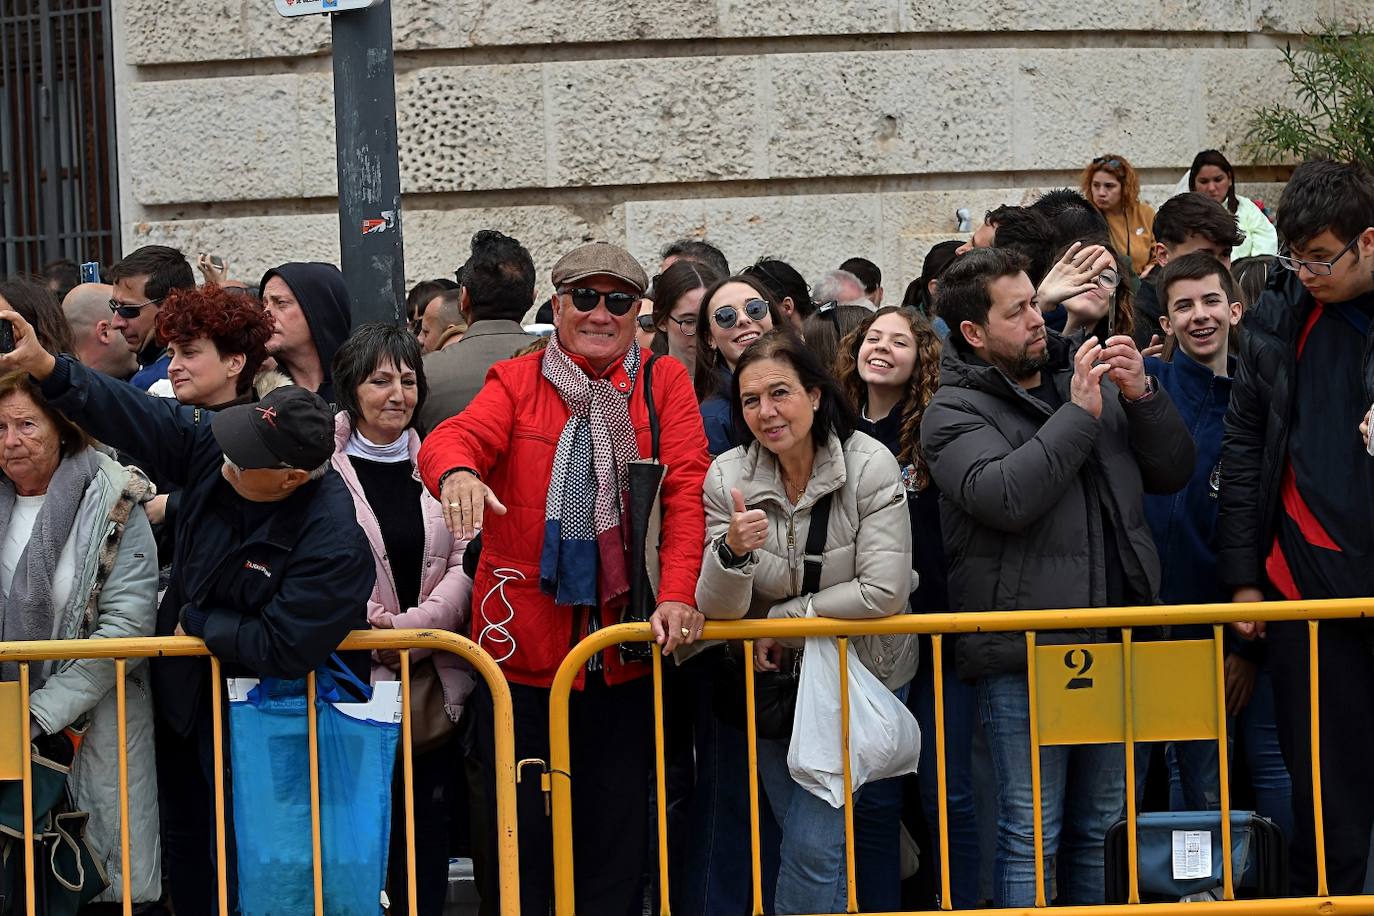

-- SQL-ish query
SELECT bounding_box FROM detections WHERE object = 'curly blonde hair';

[834,307,943,491]
[1080,153,1142,210]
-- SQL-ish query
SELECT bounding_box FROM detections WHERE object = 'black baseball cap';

[212,387,334,471]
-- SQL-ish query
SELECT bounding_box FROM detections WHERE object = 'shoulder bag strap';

[640,353,662,461]
[801,492,833,595]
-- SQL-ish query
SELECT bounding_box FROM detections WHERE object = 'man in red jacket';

[419,241,709,916]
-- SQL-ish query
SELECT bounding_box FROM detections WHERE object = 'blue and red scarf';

[539,335,642,607]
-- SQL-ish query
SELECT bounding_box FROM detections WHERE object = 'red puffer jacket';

[418,347,709,689]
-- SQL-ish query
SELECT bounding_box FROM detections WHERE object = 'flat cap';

[550,242,649,295]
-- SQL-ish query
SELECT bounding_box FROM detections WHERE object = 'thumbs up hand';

[724,487,769,558]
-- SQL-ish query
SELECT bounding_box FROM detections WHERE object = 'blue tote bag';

[228,657,401,916]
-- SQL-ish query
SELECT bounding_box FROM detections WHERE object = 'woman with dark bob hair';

[149,283,279,408]
[692,273,787,455]
[1188,149,1278,259]
[329,323,472,916]
[692,329,918,914]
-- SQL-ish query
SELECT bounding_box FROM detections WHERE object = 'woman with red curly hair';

[1081,153,1157,279]
[148,285,280,408]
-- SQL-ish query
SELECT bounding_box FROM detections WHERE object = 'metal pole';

[330,0,405,327]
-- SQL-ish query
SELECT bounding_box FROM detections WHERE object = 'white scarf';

[345,428,410,464]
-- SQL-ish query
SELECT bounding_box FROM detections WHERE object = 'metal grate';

[0,0,120,279]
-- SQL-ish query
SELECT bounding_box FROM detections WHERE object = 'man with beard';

[920,247,1192,907]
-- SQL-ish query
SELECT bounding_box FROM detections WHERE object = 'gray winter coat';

[27,451,161,904]
[695,431,919,690]
[920,335,1194,680]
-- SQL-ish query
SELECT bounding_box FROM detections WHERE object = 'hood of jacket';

[259,262,352,396]
[938,329,1074,408]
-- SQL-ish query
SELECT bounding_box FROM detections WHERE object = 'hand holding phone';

[0,319,14,354]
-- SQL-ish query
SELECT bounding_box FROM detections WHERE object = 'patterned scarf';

[539,334,642,607]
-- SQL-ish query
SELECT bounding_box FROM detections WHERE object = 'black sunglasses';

[1092,156,1123,170]
[636,314,657,332]
[712,298,769,330]
[562,287,640,317]
[107,296,164,320]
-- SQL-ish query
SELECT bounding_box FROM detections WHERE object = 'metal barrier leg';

[115,658,133,915]
[20,663,35,916]
[651,650,672,916]
[1213,625,1234,900]
[838,638,858,914]
[401,651,419,915]
[1122,629,1139,905]
[1025,634,1047,908]
[932,634,953,911]
[306,671,324,916]
[211,657,229,916]
[744,641,765,916]
[1308,619,1328,897]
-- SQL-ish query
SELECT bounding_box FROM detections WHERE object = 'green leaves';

[1247,21,1374,171]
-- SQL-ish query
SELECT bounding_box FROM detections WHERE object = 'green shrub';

[1247,21,1374,171]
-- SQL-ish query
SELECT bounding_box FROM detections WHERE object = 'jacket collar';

[461,319,532,340]
[938,331,1074,416]
[734,432,848,512]
[1166,348,1234,396]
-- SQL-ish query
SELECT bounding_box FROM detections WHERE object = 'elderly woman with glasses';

[1081,153,1157,278]
[692,274,788,455]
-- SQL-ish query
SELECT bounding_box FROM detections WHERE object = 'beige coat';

[695,431,918,689]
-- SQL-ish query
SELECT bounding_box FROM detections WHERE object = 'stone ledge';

[120,0,1304,67]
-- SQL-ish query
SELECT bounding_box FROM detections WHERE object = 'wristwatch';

[715,535,751,569]
[1123,375,1158,404]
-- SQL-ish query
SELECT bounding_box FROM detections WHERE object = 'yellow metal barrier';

[546,598,1374,916]
[0,629,520,916]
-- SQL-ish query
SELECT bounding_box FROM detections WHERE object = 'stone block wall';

[114,0,1319,299]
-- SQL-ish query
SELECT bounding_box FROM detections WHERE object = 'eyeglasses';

[107,296,164,320]
[712,298,769,330]
[635,314,656,332]
[1095,269,1121,291]
[1092,156,1123,170]
[561,287,641,317]
[1277,234,1361,277]
[665,314,698,336]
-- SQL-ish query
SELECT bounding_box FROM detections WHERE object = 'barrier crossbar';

[546,598,1374,916]
[0,629,520,916]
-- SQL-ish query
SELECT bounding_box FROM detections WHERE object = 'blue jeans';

[913,660,981,908]
[1233,664,1293,842]
[1133,740,1221,811]
[979,673,1126,907]
[756,681,912,915]
[680,659,782,916]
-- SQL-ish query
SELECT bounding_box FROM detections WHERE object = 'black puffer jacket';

[920,333,1194,679]
[1216,269,1374,590]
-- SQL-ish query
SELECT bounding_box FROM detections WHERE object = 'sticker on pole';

[275,0,380,17]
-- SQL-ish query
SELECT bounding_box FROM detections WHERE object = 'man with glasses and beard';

[920,247,1192,908]
[107,245,195,390]
[418,241,709,916]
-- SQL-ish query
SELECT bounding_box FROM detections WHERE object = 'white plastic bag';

[787,634,921,807]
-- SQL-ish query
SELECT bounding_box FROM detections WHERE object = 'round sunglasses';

[562,287,641,317]
[712,298,769,330]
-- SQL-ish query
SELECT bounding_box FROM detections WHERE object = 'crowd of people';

[1,146,1370,916]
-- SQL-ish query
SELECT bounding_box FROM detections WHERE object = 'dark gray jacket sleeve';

[1121,385,1195,495]
[921,393,1100,534]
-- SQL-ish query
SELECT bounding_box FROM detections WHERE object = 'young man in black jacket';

[1217,158,1374,895]
[0,307,374,915]
[921,247,1193,908]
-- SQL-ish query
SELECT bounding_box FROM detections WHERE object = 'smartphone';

[208,254,224,271]
[0,319,14,354]
[80,261,100,284]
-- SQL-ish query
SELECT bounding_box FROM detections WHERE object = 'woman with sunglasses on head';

[1081,154,1157,278]
[1188,149,1279,260]
[693,275,787,455]
[833,306,981,909]
[650,259,722,374]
